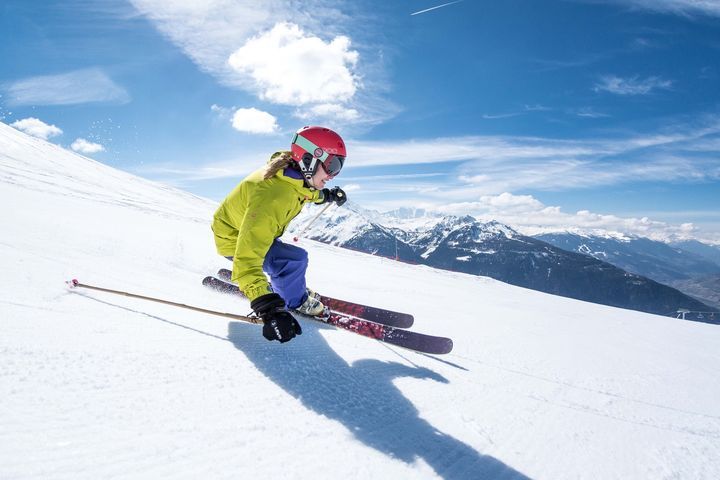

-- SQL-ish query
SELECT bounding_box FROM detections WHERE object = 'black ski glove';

[321,186,347,206]
[251,293,302,343]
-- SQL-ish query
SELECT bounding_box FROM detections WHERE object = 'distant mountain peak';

[479,219,519,238]
[544,227,637,242]
[381,206,439,220]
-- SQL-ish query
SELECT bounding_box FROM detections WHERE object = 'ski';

[203,275,244,295]
[215,268,414,328]
[201,276,452,355]
[305,311,453,355]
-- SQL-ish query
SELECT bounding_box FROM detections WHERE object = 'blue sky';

[2,0,720,242]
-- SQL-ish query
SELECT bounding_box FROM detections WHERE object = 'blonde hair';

[263,151,294,180]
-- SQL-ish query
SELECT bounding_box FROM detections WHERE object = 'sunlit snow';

[2,122,720,479]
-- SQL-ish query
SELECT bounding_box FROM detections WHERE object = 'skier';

[211,126,348,344]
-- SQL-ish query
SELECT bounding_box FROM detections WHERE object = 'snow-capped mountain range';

[290,203,717,319]
[535,232,720,309]
[671,239,720,266]
[535,232,720,282]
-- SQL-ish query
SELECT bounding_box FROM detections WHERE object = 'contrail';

[411,0,463,16]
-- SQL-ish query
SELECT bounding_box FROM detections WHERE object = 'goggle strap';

[293,134,330,162]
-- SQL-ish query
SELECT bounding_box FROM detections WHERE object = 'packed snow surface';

[2,122,720,479]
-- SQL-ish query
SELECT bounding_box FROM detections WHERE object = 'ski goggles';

[319,154,345,176]
[293,134,345,176]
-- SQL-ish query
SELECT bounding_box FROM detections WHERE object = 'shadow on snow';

[228,321,529,480]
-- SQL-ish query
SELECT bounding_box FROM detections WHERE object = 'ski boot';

[294,288,328,317]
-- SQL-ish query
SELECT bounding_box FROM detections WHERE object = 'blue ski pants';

[226,239,309,309]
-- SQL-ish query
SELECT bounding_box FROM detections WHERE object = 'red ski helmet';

[290,126,346,181]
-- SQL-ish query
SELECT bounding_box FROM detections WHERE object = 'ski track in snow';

[2,122,720,479]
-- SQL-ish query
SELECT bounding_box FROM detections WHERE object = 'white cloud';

[482,112,523,120]
[601,0,720,17]
[3,68,130,106]
[351,135,615,169]
[524,104,552,112]
[430,152,720,206]
[137,164,252,182]
[228,22,359,106]
[479,192,544,210]
[128,1,357,95]
[594,75,673,95]
[231,108,279,134]
[479,104,551,121]
[295,103,360,122]
[10,117,63,140]
[574,108,610,118]
[71,138,105,154]
[128,1,393,127]
[210,104,233,120]
[343,172,446,181]
[128,0,275,83]
[152,116,720,189]
[423,192,706,242]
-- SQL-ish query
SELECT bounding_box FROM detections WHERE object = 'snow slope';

[2,121,720,479]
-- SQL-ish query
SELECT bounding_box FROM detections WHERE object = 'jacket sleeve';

[313,188,325,204]
[230,193,282,302]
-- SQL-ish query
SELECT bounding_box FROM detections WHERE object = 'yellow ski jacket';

[211,153,323,301]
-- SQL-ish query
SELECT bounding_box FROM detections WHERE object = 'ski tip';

[65,278,79,288]
[429,338,454,355]
[427,337,454,355]
[397,316,415,328]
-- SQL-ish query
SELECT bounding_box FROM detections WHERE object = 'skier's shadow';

[228,321,529,480]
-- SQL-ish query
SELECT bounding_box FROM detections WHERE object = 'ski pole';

[293,202,334,242]
[65,279,263,324]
